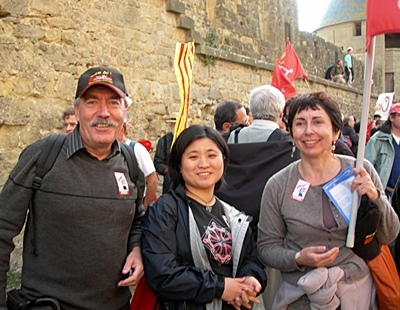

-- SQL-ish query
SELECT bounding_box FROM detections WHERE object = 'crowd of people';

[0,66,399,310]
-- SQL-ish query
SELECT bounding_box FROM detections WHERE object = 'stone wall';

[316,21,386,93]
[0,0,379,273]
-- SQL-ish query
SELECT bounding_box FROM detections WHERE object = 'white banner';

[374,92,395,120]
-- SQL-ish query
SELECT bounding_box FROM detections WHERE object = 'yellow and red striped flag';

[172,41,195,145]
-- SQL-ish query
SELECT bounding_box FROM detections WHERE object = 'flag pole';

[304,79,311,92]
[346,36,376,247]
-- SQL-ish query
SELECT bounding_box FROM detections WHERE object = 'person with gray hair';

[227,84,285,143]
[219,85,299,310]
[0,67,145,309]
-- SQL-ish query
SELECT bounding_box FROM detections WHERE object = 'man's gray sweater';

[0,133,144,310]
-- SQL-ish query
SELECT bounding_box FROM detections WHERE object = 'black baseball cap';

[75,67,128,99]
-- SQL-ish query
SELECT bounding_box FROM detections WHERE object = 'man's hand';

[117,247,144,287]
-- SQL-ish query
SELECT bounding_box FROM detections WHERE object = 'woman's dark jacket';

[141,184,267,310]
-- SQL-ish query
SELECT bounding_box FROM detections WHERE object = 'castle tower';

[315,0,400,99]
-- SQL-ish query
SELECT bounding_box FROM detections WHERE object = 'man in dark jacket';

[219,85,300,240]
[217,85,300,310]
[154,116,175,194]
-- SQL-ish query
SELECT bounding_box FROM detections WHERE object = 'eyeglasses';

[230,120,249,126]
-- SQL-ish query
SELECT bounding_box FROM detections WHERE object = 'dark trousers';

[345,67,354,82]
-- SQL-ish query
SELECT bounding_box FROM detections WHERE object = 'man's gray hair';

[249,85,285,121]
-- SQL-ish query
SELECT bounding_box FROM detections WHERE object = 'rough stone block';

[177,15,194,30]
[166,0,185,14]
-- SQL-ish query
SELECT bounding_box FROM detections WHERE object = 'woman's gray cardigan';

[257,155,400,286]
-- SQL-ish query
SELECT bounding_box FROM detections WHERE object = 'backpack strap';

[33,134,67,189]
[234,126,243,143]
[29,133,66,255]
[268,128,290,142]
[129,140,137,150]
[120,142,139,183]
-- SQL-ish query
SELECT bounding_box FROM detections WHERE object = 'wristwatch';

[295,251,301,261]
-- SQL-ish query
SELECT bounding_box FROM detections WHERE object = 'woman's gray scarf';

[188,206,223,310]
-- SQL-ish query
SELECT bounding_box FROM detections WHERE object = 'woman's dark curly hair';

[168,125,230,191]
[287,92,343,137]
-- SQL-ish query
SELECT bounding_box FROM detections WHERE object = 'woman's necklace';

[299,157,337,186]
[185,188,215,212]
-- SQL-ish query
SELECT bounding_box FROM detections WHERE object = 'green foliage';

[199,54,218,66]
[199,29,219,66]
[204,29,218,48]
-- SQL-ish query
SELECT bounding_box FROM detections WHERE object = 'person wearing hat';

[366,113,382,143]
[366,102,400,199]
[0,67,146,309]
[344,47,354,86]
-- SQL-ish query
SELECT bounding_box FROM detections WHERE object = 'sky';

[297,0,331,32]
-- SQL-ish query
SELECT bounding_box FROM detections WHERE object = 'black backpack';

[324,65,335,79]
[216,128,300,241]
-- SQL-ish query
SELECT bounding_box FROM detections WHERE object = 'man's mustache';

[89,119,118,127]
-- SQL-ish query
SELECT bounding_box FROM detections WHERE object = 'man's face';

[348,116,355,127]
[74,86,126,157]
[63,114,78,133]
[169,121,176,133]
[390,113,400,131]
[124,121,133,135]
[234,107,248,126]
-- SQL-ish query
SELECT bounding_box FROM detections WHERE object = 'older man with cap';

[366,102,400,199]
[0,67,145,310]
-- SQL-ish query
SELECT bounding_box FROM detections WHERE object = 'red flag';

[366,0,400,50]
[271,40,307,100]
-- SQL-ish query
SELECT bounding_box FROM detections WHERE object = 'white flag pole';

[346,36,376,248]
